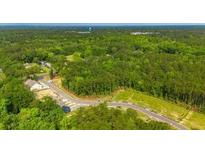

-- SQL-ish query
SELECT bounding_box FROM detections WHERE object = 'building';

[131,32,160,35]
[25,79,49,91]
[40,61,51,68]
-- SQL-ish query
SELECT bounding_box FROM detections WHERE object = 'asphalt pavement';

[39,78,188,130]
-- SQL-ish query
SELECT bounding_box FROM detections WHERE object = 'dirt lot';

[35,89,57,100]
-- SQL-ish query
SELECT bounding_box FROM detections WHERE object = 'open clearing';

[113,89,205,129]
[66,52,83,62]
[35,89,57,100]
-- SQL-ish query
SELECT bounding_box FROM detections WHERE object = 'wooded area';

[0,28,205,129]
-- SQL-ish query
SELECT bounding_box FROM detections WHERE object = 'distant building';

[40,61,51,68]
[78,31,91,34]
[25,79,49,91]
[0,68,2,73]
[131,32,160,35]
[45,62,51,68]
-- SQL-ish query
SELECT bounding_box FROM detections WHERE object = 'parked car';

[62,106,71,113]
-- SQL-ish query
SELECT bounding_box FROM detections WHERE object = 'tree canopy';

[0,28,205,129]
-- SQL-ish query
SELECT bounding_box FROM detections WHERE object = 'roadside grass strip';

[113,89,205,129]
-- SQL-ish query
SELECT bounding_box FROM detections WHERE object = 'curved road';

[109,102,187,130]
[39,78,188,130]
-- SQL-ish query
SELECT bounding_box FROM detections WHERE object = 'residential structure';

[25,79,49,91]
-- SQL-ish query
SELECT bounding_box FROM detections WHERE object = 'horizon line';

[1,23,205,26]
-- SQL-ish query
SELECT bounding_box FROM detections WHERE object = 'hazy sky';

[0,0,204,23]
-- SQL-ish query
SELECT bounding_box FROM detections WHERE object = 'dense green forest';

[0,28,205,129]
[65,103,171,130]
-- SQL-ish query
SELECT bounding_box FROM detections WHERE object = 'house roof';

[25,79,38,87]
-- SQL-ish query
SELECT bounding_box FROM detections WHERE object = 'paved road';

[40,80,100,109]
[109,102,188,130]
[39,78,188,130]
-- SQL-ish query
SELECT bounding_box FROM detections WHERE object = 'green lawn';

[66,55,74,62]
[66,52,83,62]
[40,66,49,73]
[113,89,205,130]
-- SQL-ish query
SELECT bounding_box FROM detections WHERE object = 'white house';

[40,61,51,68]
[25,79,49,91]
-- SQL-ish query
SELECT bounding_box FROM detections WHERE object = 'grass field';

[66,52,83,62]
[113,89,205,130]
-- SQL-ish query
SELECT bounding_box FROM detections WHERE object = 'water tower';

[88,27,92,32]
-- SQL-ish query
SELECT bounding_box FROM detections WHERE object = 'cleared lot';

[113,89,205,129]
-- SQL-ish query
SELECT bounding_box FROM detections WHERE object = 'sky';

[0,0,205,23]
